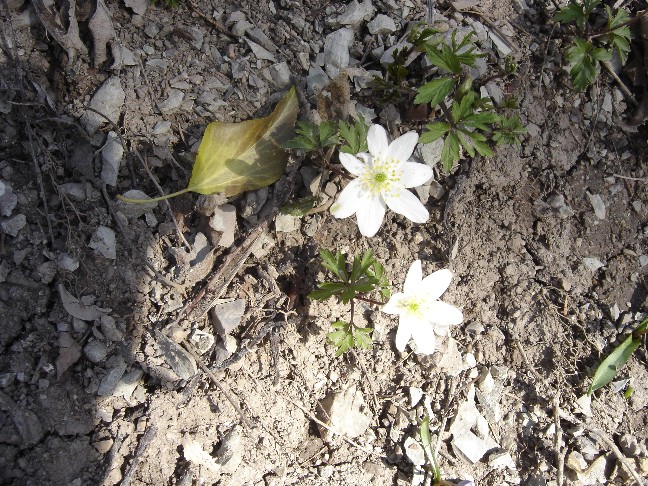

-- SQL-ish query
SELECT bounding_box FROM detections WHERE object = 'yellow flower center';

[359,156,402,196]
[401,295,427,319]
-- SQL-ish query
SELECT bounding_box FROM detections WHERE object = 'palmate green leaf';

[187,87,298,197]
[319,249,347,281]
[588,317,648,395]
[441,131,461,172]
[458,130,493,158]
[354,327,373,350]
[327,321,354,356]
[308,282,348,301]
[339,117,369,154]
[565,39,609,91]
[463,111,500,131]
[284,121,319,151]
[554,0,601,28]
[603,6,631,65]
[493,115,527,146]
[426,44,462,74]
[414,77,455,107]
[420,121,451,143]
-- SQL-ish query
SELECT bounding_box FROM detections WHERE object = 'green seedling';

[588,316,648,395]
[308,249,389,356]
[554,0,633,91]
[284,120,339,151]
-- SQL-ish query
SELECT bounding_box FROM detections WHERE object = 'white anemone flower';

[383,260,463,355]
[330,124,433,237]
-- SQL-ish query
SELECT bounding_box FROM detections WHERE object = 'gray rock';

[212,299,246,336]
[100,315,123,342]
[335,0,374,27]
[275,213,300,233]
[124,0,147,16]
[158,89,185,114]
[245,38,276,62]
[489,450,516,470]
[190,329,215,355]
[57,253,79,272]
[619,434,642,458]
[0,180,17,216]
[98,358,127,396]
[323,28,354,77]
[116,190,158,218]
[58,182,86,202]
[489,30,512,57]
[152,121,172,135]
[429,181,445,200]
[13,409,45,445]
[101,131,123,186]
[89,226,116,260]
[188,26,204,50]
[1,214,26,237]
[81,76,125,135]
[403,436,425,465]
[307,64,330,94]
[547,194,573,218]
[417,140,443,170]
[155,329,197,380]
[368,14,397,35]
[318,385,371,441]
[246,27,278,52]
[586,191,606,219]
[37,261,57,284]
[84,340,109,363]
[267,62,291,88]
[232,20,253,37]
[209,204,237,248]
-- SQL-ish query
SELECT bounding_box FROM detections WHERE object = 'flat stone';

[323,28,354,77]
[1,214,26,237]
[212,299,246,336]
[409,387,423,407]
[267,62,291,88]
[57,253,79,272]
[89,226,116,259]
[0,180,17,216]
[488,30,512,57]
[84,340,109,363]
[155,329,197,380]
[335,0,374,27]
[97,358,127,396]
[158,89,185,114]
[307,64,330,94]
[112,368,143,400]
[101,131,123,186]
[275,213,300,233]
[232,19,253,37]
[403,436,425,465]
[210,204,237,247]
[58,182,86,202]
[124,0,147,16]
[367,14,397,35]
[574,394,593,417]
[81,76,125,135]
[586,191,606,219]
[318,385,372,441]
[116,190,158,218]
[488,450,516,470]
[100,315,123,342]
[417,140,443,170]
[152,121,172,135]
[246,27,278,52]
[245,38,276,62]
[583,257,605,272]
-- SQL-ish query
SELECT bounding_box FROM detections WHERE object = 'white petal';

[383,187,429,223]
[428,300,463,326]
[395,314,416,352]
[367,124,388,158]
[387,131,419,162]
[410,322,437,354]
[330,179,362,219]
[339,152,366,177]
[403,260,422,295]
[357,152,372,167]
[356,193,386,237]
[420,269,452,300]
[400,162,433,188]
[382,293,405,314]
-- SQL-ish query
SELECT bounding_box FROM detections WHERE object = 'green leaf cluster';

[310,249,390,356]
[308,249,389,304]
[152,0,182,7]
[284,120,339,151]
[284,117,369,155]
[326,321,373,356]
[588,317,647,396]
[554,1,633,91]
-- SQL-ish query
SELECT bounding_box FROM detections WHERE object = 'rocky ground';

[0,0,648,484]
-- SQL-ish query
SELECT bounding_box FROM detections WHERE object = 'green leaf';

[554,0,601,28]
[603,6,631,65]
[354,327,373,350]
[414,77,455,107]
[463,111,500,131]
[425,44,461,74]
[308,282,349,301]
[187,87,299,197]
[320,249,346,281]
[441,132,460,172]
[588,317,648,395]
[280,196,317,216]
[493,116,527,146]
[339,117,369,154]
[327,321,354,356]
[565,39,607,92]
[420,122,451,143]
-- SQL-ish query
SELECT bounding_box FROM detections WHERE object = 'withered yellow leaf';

[187,87,298,197]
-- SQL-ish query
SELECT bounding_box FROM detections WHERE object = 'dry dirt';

[1,0,647,485]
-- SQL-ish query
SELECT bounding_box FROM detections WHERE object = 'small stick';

[588,427,644,486]
[611,173,648,182]
[602,60,639,106]
[553,395,565,486]
[182,340,253,429]
[121,425,158,486]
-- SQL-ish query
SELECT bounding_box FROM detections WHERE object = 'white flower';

[330,124,433,237]
[383,260,463,355]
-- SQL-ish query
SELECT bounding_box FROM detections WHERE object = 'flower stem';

[354,295,385,306]
[116,187,190,204]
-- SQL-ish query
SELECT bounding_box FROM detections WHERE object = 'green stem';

[355,295,385,306]
[116,187,190,204]
[589,9,648,40]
